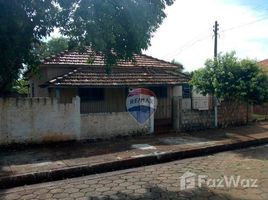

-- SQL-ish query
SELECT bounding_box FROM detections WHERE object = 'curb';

[1,137,268,189]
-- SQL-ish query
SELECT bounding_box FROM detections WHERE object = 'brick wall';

[218,101,249,127]
[179,110,214,131]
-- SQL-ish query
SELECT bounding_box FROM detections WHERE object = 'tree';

[0,0,58,95]
[0,0,174,95]
[34,37,69,60]
[12,79,29,97]
[191,52,268,105]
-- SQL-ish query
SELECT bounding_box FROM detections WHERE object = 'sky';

[144,0,268,72]
[50,0,268,72]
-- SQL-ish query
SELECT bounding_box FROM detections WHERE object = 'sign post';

[149,97,155,134]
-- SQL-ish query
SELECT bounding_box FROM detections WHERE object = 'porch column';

[56,88,60,100]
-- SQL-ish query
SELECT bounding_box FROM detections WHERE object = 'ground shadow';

[230,143,268,161]
[88,185,254,200]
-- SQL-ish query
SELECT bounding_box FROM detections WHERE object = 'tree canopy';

[191,52,268,105]
[0,0,174,94]
[34,37,69,60]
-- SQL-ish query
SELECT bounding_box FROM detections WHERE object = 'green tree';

[12,79,29,96]
[0,0,174,95]
[0,0,58,95]
[35,37,69,59]
[191,52,268,105]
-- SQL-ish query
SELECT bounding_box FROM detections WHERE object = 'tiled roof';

[258,59,268,74]
[41,66,189,87]
[41,48,188,87]
[259,59,268,67]
[42,48,182,69]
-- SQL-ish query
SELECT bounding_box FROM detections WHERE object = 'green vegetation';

[35,37,69,59]
[191,52,268,105]
[12,79,29,96]
[0,0,174,95]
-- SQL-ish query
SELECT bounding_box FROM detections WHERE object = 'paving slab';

[0,122,268,189]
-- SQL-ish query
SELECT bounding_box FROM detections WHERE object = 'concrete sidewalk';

[1,122,268,189]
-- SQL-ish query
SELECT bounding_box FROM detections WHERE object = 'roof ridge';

[40,68,80,87]
[140,53,183,68]
[42,47,184,69]
[43,49,70,62]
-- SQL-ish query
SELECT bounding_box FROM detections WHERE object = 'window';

[149,86,167,98]
[182,84,191,98]
[79,88,104,101]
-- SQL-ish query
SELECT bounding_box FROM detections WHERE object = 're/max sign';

[129,97,153,105]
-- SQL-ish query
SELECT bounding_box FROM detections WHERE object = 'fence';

[0,97,81,144]
[173,97,250,131]
[0,95,252,145]
[0,97,149,145]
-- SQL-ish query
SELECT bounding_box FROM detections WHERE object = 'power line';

[161,31,210,58]
[164,14,268,60]
[222,15,268,33]
[163,34,211,59]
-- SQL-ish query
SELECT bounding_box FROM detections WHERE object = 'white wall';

[0,97,80,144]
[0,97,149,145]
[173,86,182,97]
[81,112,149,139]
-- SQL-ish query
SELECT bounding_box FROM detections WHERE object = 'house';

[0,51,248,144]
[258,59,268,73]
[28,48,190,132]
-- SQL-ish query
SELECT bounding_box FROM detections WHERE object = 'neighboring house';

[28,48,189,130]
[258,59,268,73]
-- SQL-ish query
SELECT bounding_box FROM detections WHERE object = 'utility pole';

[213,21,219,128]
[214,21,219,59]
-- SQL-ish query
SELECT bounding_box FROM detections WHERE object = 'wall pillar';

[173,97,181,131]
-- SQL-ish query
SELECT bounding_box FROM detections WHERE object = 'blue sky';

[145,0,268,72]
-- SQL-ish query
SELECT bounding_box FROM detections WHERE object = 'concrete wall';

[0,97,149,145]
[80,112,149,140]
[173,98,251,131]
[0,97,80,144]
[173,98,214,131]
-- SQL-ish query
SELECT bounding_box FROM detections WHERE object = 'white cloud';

[145,0,268,72]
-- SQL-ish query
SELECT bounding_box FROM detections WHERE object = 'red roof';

[43,48,182,69]
[259,59,268,67]
[41,67,189,87]
[41,48,188,87]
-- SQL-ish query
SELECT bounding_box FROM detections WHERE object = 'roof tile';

[42,66,189,87]
[41,48,188,87]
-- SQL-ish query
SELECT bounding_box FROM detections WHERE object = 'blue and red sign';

[126,88,158,124]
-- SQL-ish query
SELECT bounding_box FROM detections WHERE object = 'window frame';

[78,88,105,101]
